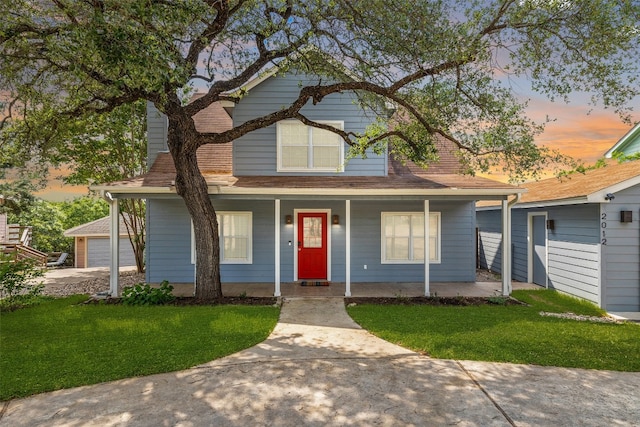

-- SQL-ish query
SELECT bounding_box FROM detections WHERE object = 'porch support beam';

[501,199,512,296]
[274,199,281,297]
[424,199,430,296]
[345,199,351,297]
[108,195,120,297]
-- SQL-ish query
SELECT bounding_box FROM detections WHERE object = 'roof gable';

[604,122,640,158]
[64,216,129,237]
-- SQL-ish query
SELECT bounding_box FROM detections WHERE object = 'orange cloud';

[527,98,636,164]
[35,167,90,202]
[478,98,638,183]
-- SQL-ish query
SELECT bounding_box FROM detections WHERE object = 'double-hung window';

[277,120,344,172]
[191,212,252,264]
[381,212,441,263]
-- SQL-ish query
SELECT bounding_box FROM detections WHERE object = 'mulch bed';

[345,296,526,306]
[85,296,279,306]
[85,296,525,307]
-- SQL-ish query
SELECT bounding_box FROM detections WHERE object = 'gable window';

[192,212,252,264]
[277,120,344,172]
[381,212,440,264]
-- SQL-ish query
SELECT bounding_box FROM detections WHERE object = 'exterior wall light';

[285,215,293,225]
[620,211,632,223]
[332,215,340,225]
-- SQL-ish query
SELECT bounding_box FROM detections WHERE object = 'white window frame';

[276,120,345,172]
[381,212,441,264]
[191,211,253,265]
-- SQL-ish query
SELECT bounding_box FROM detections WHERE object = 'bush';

[0,253,45,310]
[121,280,175,306]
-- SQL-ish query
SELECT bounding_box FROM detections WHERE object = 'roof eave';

[91,185,175,196]
[64,232,130,238]
[93,184,522,198]
[212,187,523,197]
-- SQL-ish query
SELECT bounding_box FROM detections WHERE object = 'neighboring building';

[604,122,640,158]
[477,160,640,312]
[64,216,136,268]
[0,213,6,243]
[95,68,522,297]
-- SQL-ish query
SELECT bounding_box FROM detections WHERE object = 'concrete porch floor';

[170,281,542,298]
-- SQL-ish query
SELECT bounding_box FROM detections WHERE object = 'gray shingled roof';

[64,216,130,237]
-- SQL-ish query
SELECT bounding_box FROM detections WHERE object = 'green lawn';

[347,289,640,372]
[0,296,279,401]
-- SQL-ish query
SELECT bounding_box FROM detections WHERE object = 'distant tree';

[10,200,68,254]
[0,178,36,217]
[52,101,147,273]
[59,197,110,230]
[10,196,111,256]
[1,1,638,299]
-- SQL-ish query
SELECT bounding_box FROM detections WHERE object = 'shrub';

[0,253,45,310]
[121,280,175,306]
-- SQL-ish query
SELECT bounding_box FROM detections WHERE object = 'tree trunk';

[167,115,222,300]
[120,199,146,274]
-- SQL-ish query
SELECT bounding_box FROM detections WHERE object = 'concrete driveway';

[1,298,639,426]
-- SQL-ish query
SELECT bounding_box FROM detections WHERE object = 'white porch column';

[424,200,430,296]
[274,199,281,297]
[345,199,351,297]
[501,199,512,296]
[109,196,120,297]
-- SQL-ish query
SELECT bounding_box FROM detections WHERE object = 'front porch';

[167,280,541,298]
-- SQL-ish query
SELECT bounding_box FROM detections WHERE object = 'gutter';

[92,184,525,198]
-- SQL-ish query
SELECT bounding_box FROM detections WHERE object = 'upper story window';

[277,120,345,172]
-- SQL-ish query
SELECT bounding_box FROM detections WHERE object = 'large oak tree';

[1,0,638,299]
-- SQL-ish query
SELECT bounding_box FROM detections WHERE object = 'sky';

[526,97,637,164]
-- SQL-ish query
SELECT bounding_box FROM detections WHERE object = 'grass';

[347,289,640,372]
[0,296,279,401]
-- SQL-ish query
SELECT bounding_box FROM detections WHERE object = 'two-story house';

[95,68,522,297]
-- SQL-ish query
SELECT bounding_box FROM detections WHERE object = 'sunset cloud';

[527,97,637,164]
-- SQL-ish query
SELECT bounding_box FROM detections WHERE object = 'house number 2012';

[601,212,607,245]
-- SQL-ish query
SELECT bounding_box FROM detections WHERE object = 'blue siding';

[232,72,386,176]
[477,202,639,310]
[146,199,194,284]
[213,199,276,282]
[601,185,640,311]
[147,198,476,284]
[146,102,168,167]
[350,200,476,282]
[547,240,600,304]
[476,210,503,274]
[511,210,528,282]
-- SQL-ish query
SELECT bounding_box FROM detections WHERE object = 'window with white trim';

[277,120,344,172]
[191,212,252,264]
[381,212,440,263]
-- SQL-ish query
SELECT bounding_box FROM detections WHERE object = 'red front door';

[297,212,328,280]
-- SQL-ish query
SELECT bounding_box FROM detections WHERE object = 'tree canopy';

[1,0,638,298]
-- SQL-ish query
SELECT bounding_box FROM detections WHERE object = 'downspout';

[501,192,521,296]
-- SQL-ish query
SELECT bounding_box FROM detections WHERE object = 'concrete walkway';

[2,298,639,426]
